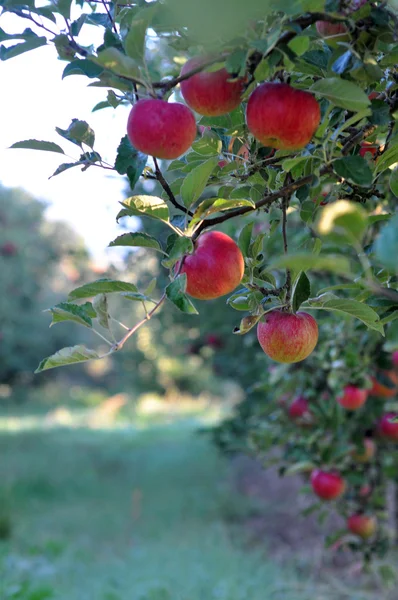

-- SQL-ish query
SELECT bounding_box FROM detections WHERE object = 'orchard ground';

[0,384,397,600]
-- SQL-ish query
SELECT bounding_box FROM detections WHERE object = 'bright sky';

[0,12,142,263]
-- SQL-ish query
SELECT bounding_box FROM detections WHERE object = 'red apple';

[337,385,368,410]
[359,141,378,158]
[316,20,348,37]
[0,242,17,257]
[288,396,311,420]
[179,231,244,300]
[257,310,318,364]
[347,514,377,539]
[392,351,398,368]
[205,334,223,349]
[127,99,196,159]
[351,438,376,463]
[311,469,346,500]
[370,371,398,398]
[313,192,328,206]
[180,57,245,117]
[246,83,320,150]
[359,484,372,498]
[368,91,379,101]
[379,413,398,440]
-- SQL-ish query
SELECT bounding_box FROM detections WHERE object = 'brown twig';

[281,194,292,307]
[112,292,166,351]
[101,0,118,35]
[153,157,193,216]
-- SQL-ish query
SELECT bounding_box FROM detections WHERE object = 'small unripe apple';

[370,370,398,398]
[359,141,378,158]
[347,514,377,539]
[337,385,368,410]
[180,57,245,117]
[288,396,309,419]
[257,310,318,364]
[379,413,398,440]
[246,83,320,150]
[179,231,244,300]
[311,469,346,500]
[351,438,376,463]
[127,99,196,159]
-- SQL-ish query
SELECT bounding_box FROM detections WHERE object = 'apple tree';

[2,0,398,569]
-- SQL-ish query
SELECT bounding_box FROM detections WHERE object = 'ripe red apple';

[392,351,398,368]
[347,514,377,539]
[180,57,245,117]
[127,99,196,159]
[257,310,318,364]
[379,413,398,440]
[370,370,398,398]
[205,334,223,349]
[0,242,18,257]
[246,83,320,150]
[368,91,379,101]
[311,469,346,500]
[337,385,368,410]
[359,141,378,158]
[351,438,376,463]
[359,484,372,498]
[288,396,312,420]
[179,231,244,300]
[316,20,348,37]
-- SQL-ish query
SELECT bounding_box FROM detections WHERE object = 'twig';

[342,124,377,155]
[112,292,166,351]
[152,54,228,93]
[12,9,58,36]
[153,157,193,216]
[101,0,118,35]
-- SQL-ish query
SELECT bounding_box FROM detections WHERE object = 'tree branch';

[153,157,193,216]
[112,292,166,351]
[281,193,292,307]
[101,0,118,35]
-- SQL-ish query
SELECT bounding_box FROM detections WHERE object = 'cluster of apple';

[126,59,322,364]
[285,353,398,542]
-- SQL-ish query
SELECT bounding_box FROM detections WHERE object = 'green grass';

[0,407,387,600]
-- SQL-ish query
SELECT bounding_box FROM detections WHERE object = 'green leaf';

[53,0,72,19]
[190,197,254,227]
[49,162,82,178]
[0,36,47,60]
[108,232,165,253]
[166,274,198,314]
[92,294,110,330]
[378,564,396,589]
[9,140,65,154]
[317,200,368,244]
[94,47,141,79]
[114,135,147,189]
[35,345,100,373]
[374,214,398,272]
[162,237,193,268]
[180,157,219,208]
[238,222,254,256]
[390,168,398,197]
[284,461,315,476]
[269,253,351,275]
[191,132,222,156]
[306,297,384,334]
[56,119,95,149]
[333,156,373,187]
[46,302,96,328]
[288,35,310,56]
[117,195,169,223]
[68,278,138,301]
[292,272,311,313]
[311,78,370,112]
[63,59,104,79]
[233,314,262,335]
[124,4,157,61]
[375,144,398,174]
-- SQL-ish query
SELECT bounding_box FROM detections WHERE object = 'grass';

[0,392,391,599]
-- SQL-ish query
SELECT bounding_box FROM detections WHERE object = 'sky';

[0,12,142,263]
